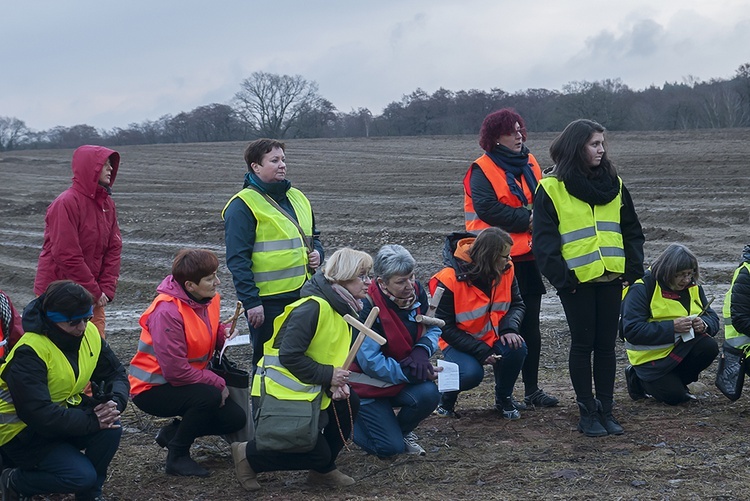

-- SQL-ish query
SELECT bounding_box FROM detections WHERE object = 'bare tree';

[233,72,324,138]
[0,116,29,151]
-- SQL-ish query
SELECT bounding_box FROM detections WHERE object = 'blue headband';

[46,306,94,323]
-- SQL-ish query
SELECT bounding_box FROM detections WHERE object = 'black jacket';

[0,296,129,467]
[727,244,750,336]
[434,232,526,362]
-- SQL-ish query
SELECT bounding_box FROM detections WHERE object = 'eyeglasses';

[357,274,374,282]
[68,316,93,327]
[674,271,694,281]
[498,253,512,261]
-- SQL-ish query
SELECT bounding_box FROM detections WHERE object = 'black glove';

[90,380,114,405]
[399,346,434,381]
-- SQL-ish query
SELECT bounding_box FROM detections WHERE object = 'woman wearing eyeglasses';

[463,108,558,410]
[621,244,719,405]
[129,249,246,477]
[0,280,129,501]
[431,228,527,420]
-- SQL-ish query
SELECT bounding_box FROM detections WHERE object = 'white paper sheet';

[219,333,251,360]
[437,359,460,392]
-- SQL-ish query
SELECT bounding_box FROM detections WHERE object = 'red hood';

[71,145,120,199]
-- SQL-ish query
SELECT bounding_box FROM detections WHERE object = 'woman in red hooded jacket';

[34,145,123,338]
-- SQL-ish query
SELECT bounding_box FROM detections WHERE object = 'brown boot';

[231,442,260,491]
[307,468,355,487]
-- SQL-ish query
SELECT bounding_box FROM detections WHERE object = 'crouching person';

[0,280,129,501]
[351,244,441,457]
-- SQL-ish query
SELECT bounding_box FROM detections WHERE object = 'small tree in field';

[233,72,325,138]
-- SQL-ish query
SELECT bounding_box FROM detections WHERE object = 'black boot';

[597,399,624,435]
[577,400,608,437]
[155,418,181,448]
[165,448,210,477]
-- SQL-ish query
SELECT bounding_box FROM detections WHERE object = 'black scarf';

[563,168,619,205]
[485,144,537,206]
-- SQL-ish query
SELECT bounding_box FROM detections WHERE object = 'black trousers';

[559,281,622,405]
[520,293,542,395]
[133,383,246,453]
[248,297,299,368]
[641,336,719,405]
[247,392,360,474]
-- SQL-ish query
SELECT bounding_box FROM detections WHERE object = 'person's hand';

[220,386,230,407]
[692,316,708,334]
[246,305,265,329]
[499,332,524,349]
[484,354,502,365]
[673,316,693,333]
[308,250,321,269]
[399,346,435,381]
[331,384,350,401]
[331,367,350,387]
[97,293,109,308]
[94,400,121,430]
[221,322,237,338]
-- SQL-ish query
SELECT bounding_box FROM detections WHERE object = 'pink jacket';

[34,145,123,300]
[145,275,227,389]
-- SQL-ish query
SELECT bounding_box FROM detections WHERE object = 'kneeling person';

[0,280,129,501]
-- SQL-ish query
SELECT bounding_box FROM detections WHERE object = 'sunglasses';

[68,316,93,327]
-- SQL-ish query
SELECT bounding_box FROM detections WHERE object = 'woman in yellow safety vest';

[129,249,245,477]
[532,119,645,437]
[723,244,750,360]
[223,138,324,369]
[231,248,372,491]
[622,244,719,405]
[0,280,128,500]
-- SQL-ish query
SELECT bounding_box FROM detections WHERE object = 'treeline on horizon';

[1,63,749,152]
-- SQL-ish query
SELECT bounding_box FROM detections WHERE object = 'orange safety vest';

[430,265,514,351]
[128,293,221,396]
[463,154,541,257]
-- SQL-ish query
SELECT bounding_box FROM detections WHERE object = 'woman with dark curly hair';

[463,108,558,410]
[533,119,645,437]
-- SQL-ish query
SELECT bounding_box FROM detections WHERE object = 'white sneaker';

[403,431,426,456]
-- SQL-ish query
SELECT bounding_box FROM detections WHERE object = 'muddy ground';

[1,129,749,500]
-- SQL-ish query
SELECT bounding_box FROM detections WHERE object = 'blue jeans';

[440,340,527,409]
[11,427,122,499]
[353,381,440,457]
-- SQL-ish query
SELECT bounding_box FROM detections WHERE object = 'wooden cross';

[342,307,385,369]
[415,286,445,327]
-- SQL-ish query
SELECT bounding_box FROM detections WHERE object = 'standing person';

[723,244,750,364]
[0,290,23,358]
[351,244,441,458]
[231,248,370,491]
[129,249,246,477]
[621,244,719,405]
[34,145,122,338]
[533,119,645,437]
[0,280,128,501]
[431,228,527,420]
[463,108,558,409]
[223,139,324,369]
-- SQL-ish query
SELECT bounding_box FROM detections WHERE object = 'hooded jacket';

[0,295,128,467]
[34,145,123,301]
[431,232,525,362]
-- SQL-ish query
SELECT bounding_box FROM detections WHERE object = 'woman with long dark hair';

[533,119,645,436]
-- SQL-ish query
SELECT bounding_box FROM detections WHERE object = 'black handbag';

[209,352,253,443]
[715,342,746,401]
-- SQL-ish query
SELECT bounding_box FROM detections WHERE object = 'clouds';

[1,0,748,131]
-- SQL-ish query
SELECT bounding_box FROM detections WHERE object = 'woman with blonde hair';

[232,247,372,490]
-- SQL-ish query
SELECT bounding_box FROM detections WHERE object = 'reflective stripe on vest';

[251,296,351,410]
[463,154,541,257]
[128,292,221,397]
[724,262,750,351]
[0,323,102,446]
[624,280,702,366]
[539,176,625,283]
[431,265,514,351]
[222,187,313,296]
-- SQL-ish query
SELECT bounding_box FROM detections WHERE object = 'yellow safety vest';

[724,263,750,352]
[222,187,313,296]
[539,176,625,283]
[251,296,351,410]
[624,280,702,366]
[0,323,102,445]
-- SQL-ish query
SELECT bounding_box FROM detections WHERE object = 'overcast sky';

[2,0,749,131]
